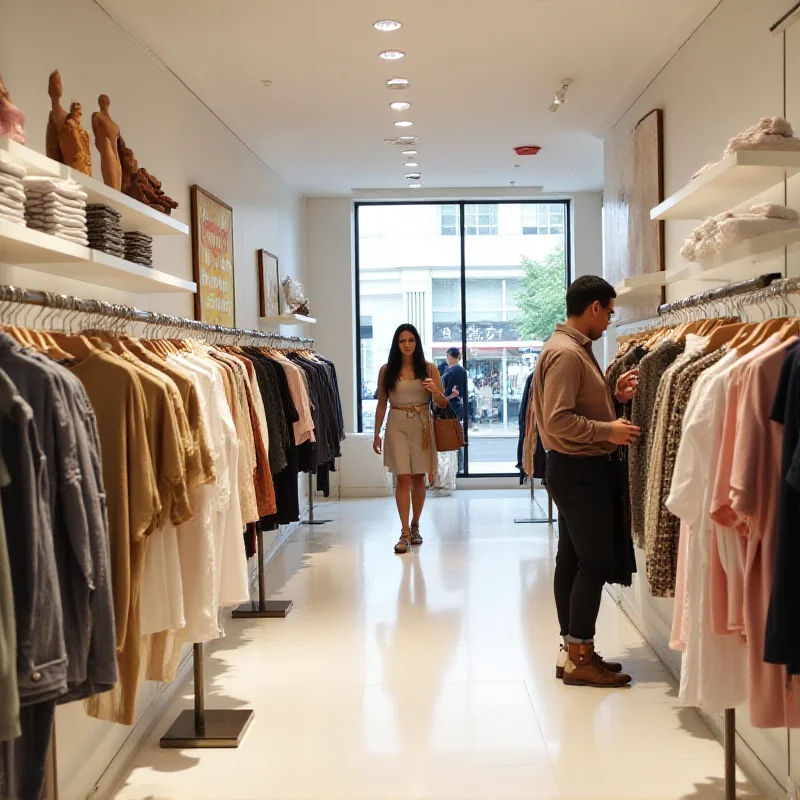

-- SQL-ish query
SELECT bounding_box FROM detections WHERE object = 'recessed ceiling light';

[394,120,414,127]
[402,149,418,156]
[380,50,405,60]
[405,172,421,180]
[374,19,402,32]
[404,161,419,167]
[408,183,422,189]
[391,101,411,111]
[387,77,410,90]
[395,136,418,143]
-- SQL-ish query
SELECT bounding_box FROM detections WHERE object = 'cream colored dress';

[384,378,436,476]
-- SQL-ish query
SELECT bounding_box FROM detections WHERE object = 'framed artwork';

[257,249,281,318]
[190,184,235,327]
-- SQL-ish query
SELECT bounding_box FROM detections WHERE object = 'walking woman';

[373,324,448,553]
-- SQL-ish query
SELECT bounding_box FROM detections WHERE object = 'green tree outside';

[514,245,567,342]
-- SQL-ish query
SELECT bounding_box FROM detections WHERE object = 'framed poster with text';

[191,185,235,327]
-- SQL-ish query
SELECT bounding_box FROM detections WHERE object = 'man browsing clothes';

[532,275,640,688]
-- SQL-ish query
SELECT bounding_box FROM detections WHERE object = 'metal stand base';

[232,599,293,619]
[231,528,293,619]
[160,709,254,749]
[160,643,254,750]
[301,472,331,525]
[515,487,554,525]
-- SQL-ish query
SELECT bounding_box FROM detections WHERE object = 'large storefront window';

[356,201,569,476]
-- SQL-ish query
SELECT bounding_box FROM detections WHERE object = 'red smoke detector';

[514,145,541,156]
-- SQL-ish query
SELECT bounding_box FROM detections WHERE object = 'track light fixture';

[549,78,573,113]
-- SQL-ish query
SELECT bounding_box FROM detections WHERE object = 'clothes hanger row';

[0,285,315,359]
[615,273,800,356]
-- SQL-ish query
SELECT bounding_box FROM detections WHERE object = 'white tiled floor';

[114,490,764,799]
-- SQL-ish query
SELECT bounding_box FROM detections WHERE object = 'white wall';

[1,2,307,797]
[603,0,800,793]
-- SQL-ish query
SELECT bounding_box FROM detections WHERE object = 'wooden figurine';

[45,71,92,176]
[46,70,66,161]
[118,135,178,215]
[61,102,92,176]
[0,75,25,144]
[92,95,121,190]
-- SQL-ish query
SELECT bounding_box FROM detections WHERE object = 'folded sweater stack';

[693,117,800,179]
[86,204,125,258]
[24,176,88,246]
[680,203,800,263]
[124,231,153,267]
[0,151,27,227]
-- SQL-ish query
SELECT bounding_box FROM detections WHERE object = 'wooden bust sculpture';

[45,71,92,176]
[92,95,121,189]
[118,135,179,215]
[61,102,92,176]
[46,70,67,161]
[0,75,26,144]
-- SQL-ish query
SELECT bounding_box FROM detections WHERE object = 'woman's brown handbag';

[433,403,465,452]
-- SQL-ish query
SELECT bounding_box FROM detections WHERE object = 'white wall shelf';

[0,137,189,237]
[613,272,666,308]
[0,220,197,294]
[651,150,800,221]
[666,228,800,284]
[260,313,316,326]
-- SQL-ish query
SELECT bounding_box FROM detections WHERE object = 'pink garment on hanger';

[727,337,800,728]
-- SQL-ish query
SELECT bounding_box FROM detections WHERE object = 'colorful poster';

[191,185,235,327]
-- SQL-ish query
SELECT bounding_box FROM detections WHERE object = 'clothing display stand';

[160,643,254,748]
[514,481,554,524]
[231,527,293,618]
[725,708,736,800]
[301,472,331,525]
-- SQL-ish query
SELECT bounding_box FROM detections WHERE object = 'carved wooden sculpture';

[45,71,92,176]
[46,70,66,161]
[61,102,92,176]
[92,95,121,190]
[118,135,178,215]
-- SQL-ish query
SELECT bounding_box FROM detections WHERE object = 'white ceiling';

[98,0,719,196]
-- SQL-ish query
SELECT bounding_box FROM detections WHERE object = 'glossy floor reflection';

[114,491,763,799]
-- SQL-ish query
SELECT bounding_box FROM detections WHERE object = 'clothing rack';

[513,481,553,524]
[0,284,317,760]
[616,271,800,800]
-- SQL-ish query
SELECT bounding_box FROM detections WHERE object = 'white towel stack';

[23,176,89,246]
[0,151,28,227]
[681,204,800,264]
[693,117,800,179]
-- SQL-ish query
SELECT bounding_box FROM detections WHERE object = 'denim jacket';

[0,368,67,705]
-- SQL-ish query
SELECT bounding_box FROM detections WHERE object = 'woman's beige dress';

[384,379,436,476]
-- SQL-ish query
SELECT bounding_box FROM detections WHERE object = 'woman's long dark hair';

[382,323,428,394]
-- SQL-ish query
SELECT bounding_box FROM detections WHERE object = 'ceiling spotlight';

[391,101,411,111]
[405,172,421,180]
[387,77,410,90]
[405,161,419,167]
[402,149,418,156]
[549,78,573,112]
[380,50,405,60]
[374,19,402,32]
[408,183,422,189]
[394,120,413,127]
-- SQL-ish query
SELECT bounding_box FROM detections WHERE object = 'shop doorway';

[355,201,570,477]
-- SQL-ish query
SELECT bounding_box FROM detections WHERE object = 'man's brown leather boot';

[562,641,632,687]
